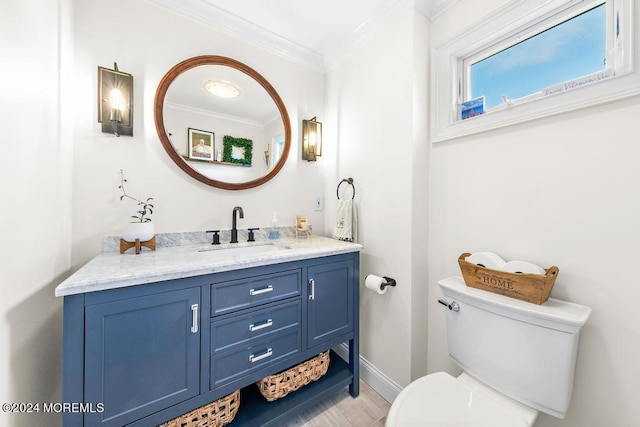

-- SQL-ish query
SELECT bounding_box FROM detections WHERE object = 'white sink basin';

[197,242,291,257]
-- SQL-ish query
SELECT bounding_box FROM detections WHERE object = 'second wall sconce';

[302,117,322,161]
[98,63,133,137]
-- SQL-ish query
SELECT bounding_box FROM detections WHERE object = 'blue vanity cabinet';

[61,250,360,427]
[306,259,354,349]
[82,287,201,427]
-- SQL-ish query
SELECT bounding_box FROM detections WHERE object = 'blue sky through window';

[470,4,606,109]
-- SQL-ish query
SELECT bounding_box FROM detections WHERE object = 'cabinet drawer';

[210,330,300,388]
[211,270,301,316]
[211,300,301,353]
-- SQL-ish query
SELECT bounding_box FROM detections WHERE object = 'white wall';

[427,1,640,426]
[70,0,327,268]
[1,0,325,426]
[0,0,73,426]
[325,6,430,389]
[4,1,638,425]
[410,9,430,382]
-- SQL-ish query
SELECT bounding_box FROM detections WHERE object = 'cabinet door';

[84,287,200,427]
[307,259,354,348]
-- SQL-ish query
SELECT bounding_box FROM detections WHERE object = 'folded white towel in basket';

[333,199,358,242]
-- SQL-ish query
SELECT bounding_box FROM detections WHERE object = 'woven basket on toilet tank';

[458,252,559,305]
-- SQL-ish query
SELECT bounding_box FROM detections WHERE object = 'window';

[468,3,606,109]
[431,0,638,142]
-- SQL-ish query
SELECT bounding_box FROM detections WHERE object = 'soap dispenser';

[268,212,280,239]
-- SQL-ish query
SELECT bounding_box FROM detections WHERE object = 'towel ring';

[337,178,355,200]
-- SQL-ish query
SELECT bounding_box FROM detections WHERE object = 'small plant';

[118,169,154,223]
[130,198,154,223]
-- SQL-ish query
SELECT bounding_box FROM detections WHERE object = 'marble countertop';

[55,235,362,297]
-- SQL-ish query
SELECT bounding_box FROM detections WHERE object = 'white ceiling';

[165,64,280,124]
[148,0,458,68]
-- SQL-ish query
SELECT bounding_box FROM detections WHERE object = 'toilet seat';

[386,372,538,427]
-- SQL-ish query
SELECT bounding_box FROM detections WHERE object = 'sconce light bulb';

[110,88,125,112]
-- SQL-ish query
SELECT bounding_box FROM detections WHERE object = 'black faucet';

[230,206,244,243]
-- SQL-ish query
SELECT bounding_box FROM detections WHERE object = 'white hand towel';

[333,199,357,242]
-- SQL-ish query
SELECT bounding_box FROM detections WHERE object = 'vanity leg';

[63,294,85,427]
[349,337,359,397]
[349,254,360,397]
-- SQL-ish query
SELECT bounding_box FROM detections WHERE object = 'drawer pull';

[190,304,199,334]
[249,319,273,332]
[249,285,274,296]
[249,348,273,363]
[308,279,315,301]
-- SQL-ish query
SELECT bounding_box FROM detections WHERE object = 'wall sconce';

[264,145,271,166]
[302,117,322,161]
[98,63,133,137]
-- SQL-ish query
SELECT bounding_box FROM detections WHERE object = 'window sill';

[431,70,640,143]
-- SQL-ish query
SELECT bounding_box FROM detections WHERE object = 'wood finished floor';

[283,380,391,427]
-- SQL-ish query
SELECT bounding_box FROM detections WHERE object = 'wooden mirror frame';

[154,55,291,190]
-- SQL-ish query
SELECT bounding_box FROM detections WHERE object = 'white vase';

[122,222,155,243]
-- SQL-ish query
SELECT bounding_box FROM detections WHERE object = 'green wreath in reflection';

[222,135,253,166]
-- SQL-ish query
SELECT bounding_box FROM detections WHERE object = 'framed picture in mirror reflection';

[188,128,214,161]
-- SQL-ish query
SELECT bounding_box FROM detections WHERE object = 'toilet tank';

[438,277,591,419]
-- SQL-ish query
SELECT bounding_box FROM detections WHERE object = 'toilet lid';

[386,372,532,427]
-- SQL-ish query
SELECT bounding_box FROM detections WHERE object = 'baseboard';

[333,344,403,404]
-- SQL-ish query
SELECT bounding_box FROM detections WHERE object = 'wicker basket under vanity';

[159,389,240,427]
[256,351,330,401]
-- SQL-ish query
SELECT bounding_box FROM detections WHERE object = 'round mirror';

[154,56,291,190]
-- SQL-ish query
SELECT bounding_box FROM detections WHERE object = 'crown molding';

[147,0,326,70]
[324,0,462,68]
[165,101,265,128]
[415,0,461,19]
[147,0,460,71]
[323,0,414,69]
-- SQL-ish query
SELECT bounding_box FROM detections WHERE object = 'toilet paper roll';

[465,252,506,270]
[365,274,388,295]
[502,260,545,275]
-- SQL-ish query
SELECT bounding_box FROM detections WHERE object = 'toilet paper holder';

[380,276,397,290]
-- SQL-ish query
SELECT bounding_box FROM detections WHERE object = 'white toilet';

[386,276,592,426]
